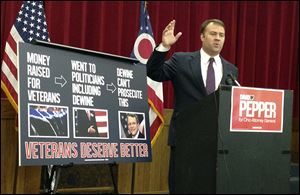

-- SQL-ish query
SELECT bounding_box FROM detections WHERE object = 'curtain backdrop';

[1,1,298,118]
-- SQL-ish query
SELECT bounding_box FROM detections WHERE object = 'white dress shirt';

[156,44,223,91]
[200,48,223,91]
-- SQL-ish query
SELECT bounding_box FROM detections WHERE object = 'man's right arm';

[146,46,169,82]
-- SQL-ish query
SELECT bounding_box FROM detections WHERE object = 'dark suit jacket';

[137,131,145,139]
[147,50,238,146]
[127,129,145,139]
[75,110,98,137]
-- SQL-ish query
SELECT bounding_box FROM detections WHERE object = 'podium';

[174,85,293,194]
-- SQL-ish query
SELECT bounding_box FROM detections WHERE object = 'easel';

[109,162,118,194]
[42,163,118,194]
[41,164,73,194]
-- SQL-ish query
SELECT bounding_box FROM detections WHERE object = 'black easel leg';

[48,165,57,194]
[41,166,49,193]
[109,163,118,194]
[131,163,136,194]
[51,167,61,194]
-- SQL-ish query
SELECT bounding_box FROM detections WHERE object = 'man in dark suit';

[75,109,99,137]
[126,114,145,139]
[146,19,238,193]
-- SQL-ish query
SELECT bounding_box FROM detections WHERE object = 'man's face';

[201,22,225,56]
[127,116,139,136]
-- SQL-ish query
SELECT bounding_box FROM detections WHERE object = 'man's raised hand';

[162,20,182,49]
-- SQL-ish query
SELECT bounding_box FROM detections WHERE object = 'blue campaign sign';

[18,41,151,166]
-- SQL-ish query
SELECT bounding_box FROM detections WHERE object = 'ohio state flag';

[130,1,164,145]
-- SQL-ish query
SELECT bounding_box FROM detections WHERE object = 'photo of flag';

[1,1,50,112]
[74,108,109,138]
[120,112,130,138]
[130,1,164,145]
[94,110,109,138]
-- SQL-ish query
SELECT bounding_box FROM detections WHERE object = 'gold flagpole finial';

[144,1,148,12]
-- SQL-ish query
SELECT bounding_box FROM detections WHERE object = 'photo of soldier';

[29,105,68,137]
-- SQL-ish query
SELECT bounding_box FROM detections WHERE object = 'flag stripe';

[97,127,108,133]
[4,42,18,69]
[148,106,157,125]
[96,121,108,127]
[148,98,164,126]
[150,116,164,140]
[95,116,108,121]
[151,124,164,145]
[94,111,107,116]
[147,77,163,101]
[148,85,164,113]
[3,53,18,80]
[150,117,161,138]
[7,33,18,55]
[1,61,18,93]
[11,25,24,44]
[99,132,108,137]
[95,110,108,133]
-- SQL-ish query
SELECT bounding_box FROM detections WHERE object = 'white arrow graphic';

[55,75,67,88]
[106,83,116,93]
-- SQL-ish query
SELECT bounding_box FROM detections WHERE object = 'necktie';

[206,58,215,94]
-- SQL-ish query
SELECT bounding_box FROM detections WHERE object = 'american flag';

[1,1,50,112]
[131,1,164,145]
[2,1,53,190]
[120,112,130,138]
[94,110,109,138]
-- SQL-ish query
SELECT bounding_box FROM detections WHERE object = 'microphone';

[225,76,234,86]
[226,73,241,87]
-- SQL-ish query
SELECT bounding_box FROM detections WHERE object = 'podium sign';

[230,86,284,132]
[217,85,292,194]
[174,85,293,194]
[18,42,151,166]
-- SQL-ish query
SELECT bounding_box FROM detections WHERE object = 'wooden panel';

[15,166,41,194]
[117,109,173,194]
[134,109,172,193]
[1,100,41,194]
[56,186,114,193]
[117,163,133,193]
[1,99,18,194]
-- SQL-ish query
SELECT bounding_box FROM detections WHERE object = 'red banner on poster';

[230,87,284,133]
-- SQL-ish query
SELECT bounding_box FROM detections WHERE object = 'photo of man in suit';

[119,112,145,139]
[126,114,145,139]
[74,109,99,137]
